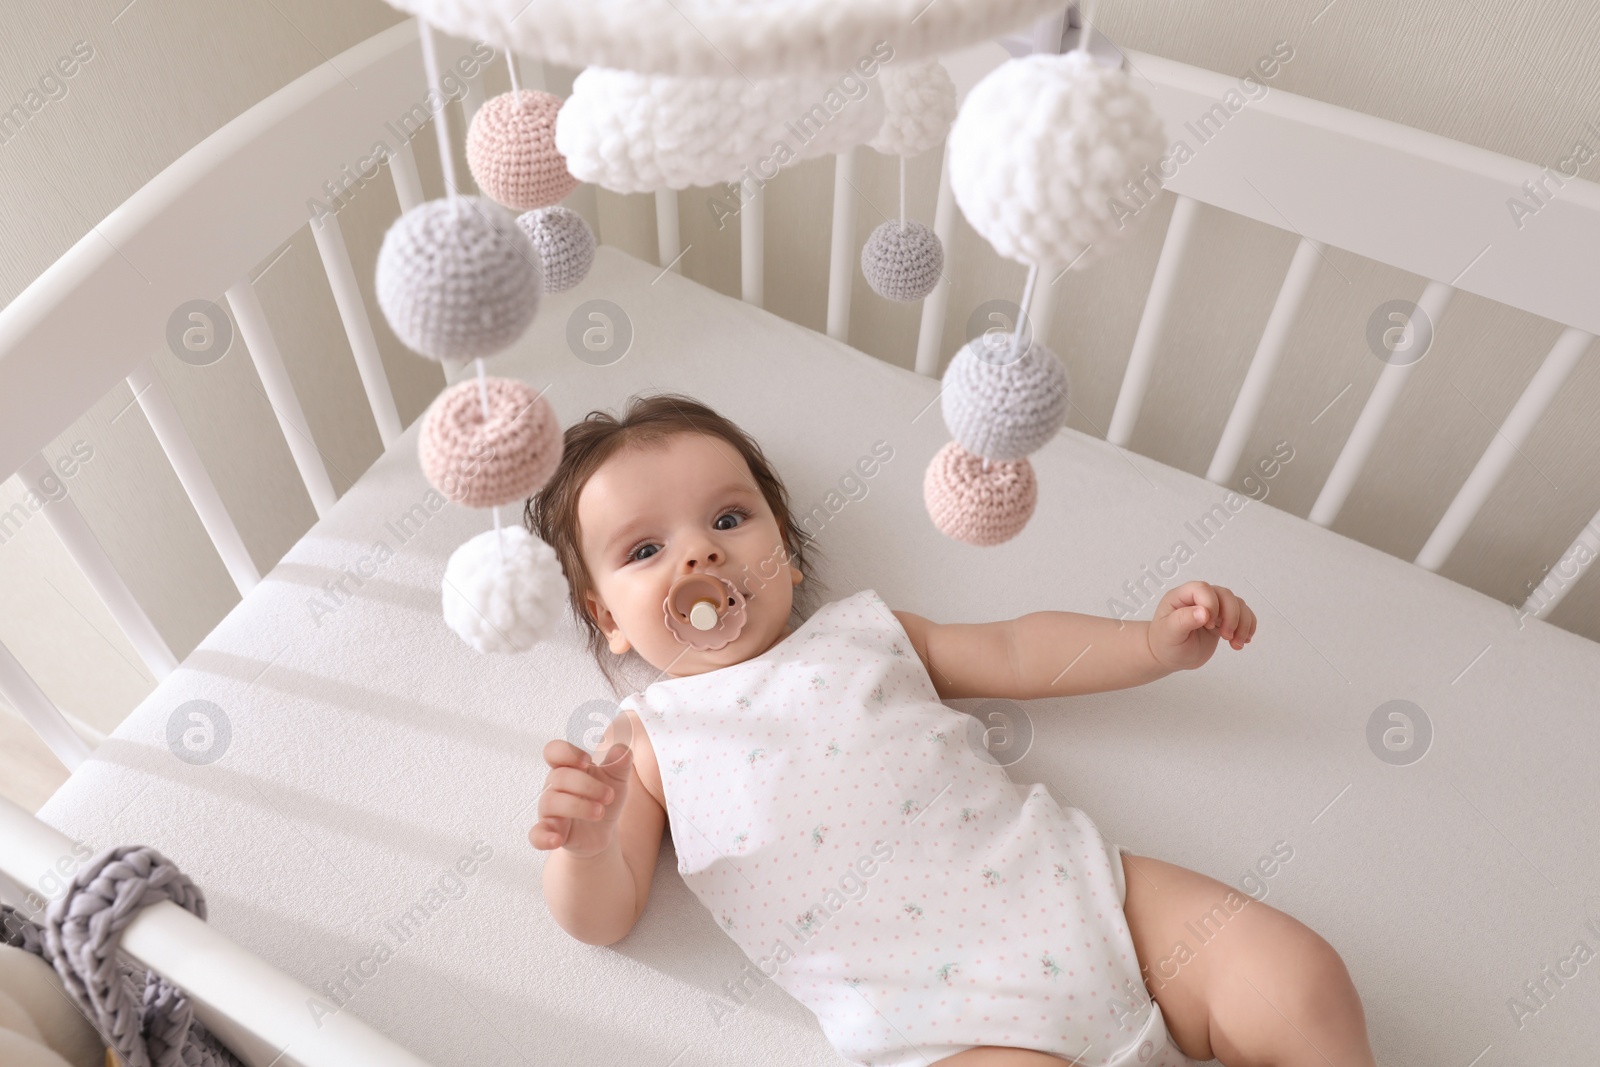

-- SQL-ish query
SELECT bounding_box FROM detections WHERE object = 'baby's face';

[578,431,800,679]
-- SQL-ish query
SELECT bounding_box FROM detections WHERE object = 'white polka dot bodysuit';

[621,589,1196,1067]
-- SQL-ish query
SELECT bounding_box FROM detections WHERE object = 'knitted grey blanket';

[1,844,242,1067]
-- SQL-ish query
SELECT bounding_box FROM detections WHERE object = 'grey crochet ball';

[861,219,943,301]
[376,196,542,362]
[517,205,595,293]
[940,334,1068,461]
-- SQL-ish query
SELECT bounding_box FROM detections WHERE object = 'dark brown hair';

[525,392,823,695]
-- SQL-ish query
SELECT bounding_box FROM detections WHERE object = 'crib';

[2,7,1599,1065]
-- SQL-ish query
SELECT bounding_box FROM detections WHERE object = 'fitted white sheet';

[36,245,1600,1063]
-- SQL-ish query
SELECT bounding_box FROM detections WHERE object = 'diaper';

[871,997,1194,1067]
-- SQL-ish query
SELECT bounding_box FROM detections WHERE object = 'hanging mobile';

[925,0,1164,546]
[378,18,572,652]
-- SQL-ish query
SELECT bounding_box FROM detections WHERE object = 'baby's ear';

[586,592,632,654]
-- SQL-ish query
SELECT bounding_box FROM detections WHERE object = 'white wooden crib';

[2,9,1598,1066]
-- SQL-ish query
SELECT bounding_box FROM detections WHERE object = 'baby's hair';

[525,392,824,695]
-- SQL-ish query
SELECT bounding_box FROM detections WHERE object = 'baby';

[529,393,1376,1067]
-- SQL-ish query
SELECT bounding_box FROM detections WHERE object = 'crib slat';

[914,141,956,377]
[388,139,425,215]
[516,52,546,92]
[127,356,261,597]
[741,181,764,307]
[0,638,91,771]
[655,189,681,272]
[827,147,859,342]
[461,67,487,131]
[224,278,340,519]
[1521,504,1600,619]
[1416,327,1595,570]
[17,453,178,680]
[1310,280,1457,528]
[1206,236,1325,484]
[1108,194,1199,447]
[310,210,403,449]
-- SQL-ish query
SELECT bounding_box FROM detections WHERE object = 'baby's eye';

[625,541,659,563]
[714,507,751,531]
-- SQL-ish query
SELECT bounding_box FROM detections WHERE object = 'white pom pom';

[868,60,958,158]
[556,67,885,192]
[442,527,568,653]
[948,52,1168,270]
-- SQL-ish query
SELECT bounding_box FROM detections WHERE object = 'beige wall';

[1,1,1596,753]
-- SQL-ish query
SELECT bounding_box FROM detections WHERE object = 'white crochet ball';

[941,334,1068,461]
[861,220,943,302]
[555,66,885,192]
[868,60,958,158]
[517,206,595,293]
[442,526,568,653]
[376,197,542,362]
[948,51,1168,270]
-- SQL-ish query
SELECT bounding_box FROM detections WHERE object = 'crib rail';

[0,18,484,770]
[0,18,467,485]
[1116,49,1600,576]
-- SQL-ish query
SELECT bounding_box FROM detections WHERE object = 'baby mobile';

[374,19,597,653]
[923,1,1167,546]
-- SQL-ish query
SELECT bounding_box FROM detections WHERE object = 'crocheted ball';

[376,197,542,362]
[419,377,563,507]
[924,440,1037,547]
[868,59,958,158]
[861,220,943,301]
[948,51,1168,270]
[555,66,885,192]
[466,90,579,211]
[516,205,594,293]
[442,526,569,653]
[940,335,1068,461]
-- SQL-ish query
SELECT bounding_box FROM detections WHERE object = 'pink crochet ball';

[419,376,563,508]
[467,90,580,211]
[923,440,1036,546]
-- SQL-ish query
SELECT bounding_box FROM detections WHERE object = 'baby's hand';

[1148,580,1256,671]
[530,739,633,858]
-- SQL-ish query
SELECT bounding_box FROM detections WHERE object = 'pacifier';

[663,571,749,651]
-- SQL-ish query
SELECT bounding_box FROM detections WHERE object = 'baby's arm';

[537,711,667,946]
[894,579,1256,701]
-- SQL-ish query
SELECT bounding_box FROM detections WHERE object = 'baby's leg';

[1120,852,1376,1067]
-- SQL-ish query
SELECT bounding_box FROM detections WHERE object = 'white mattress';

[38,245,1600,1063]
